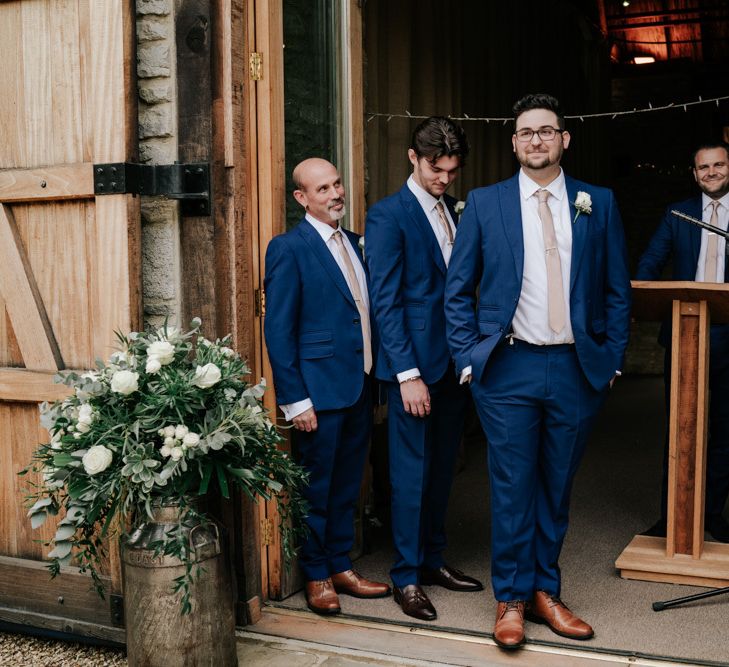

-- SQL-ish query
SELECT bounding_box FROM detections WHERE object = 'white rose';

[147,341,175,365]
[182,432,200,447]
[82,445,113,475]
[174,424,189,439]
[192,363,221,389]
[78,404,94,425]
[170,447,184,461]
[574,191,592,213]
[162,425,176,438]
[160,445,172,457]
[110,370,139,395]
[145,357,162,374]
[220,346,235,358]
[157,326,181,343]
[50,431,63,450]
[164,436,176,447]
[76,421,91,434]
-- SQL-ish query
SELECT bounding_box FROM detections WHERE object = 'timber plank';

[20,0,53,169]
[0,555,112,626]
[0,164,95,203]
[0,606,124,645]
[0,369,72,403]
[0,205,63,371]
[0,3,22,169]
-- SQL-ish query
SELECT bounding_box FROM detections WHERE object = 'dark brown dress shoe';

[331,569,392,598]
[305,578,341,615]
[493,600,526,649]
[526,590,593,640]
[421,564,484,592]
[394,585,437,621]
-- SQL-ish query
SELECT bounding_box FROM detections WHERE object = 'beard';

[328,202,346,221]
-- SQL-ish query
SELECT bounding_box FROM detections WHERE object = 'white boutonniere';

[454,200,466,218]
[358,236,365,250]
[573,191,592,224]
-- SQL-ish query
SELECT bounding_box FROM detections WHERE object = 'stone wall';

[136,0,181,329]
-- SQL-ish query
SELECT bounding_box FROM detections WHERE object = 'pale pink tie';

[435,201,454,245]
[332,231,372,373]
[537,189,566,333]
[704,200,721,282]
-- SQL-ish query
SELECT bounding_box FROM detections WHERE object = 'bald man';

[264,158,391,615]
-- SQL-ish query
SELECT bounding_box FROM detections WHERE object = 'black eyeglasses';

[514,126,563,143]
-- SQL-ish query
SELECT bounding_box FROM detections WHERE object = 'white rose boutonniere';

[358,236,364,250]
[573,191,592,224]
[454,200,466,218]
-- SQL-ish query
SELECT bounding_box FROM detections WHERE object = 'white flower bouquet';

[22,318,307,613]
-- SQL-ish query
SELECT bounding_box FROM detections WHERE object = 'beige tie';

[537,189,566,333]
[435,201,454,245]
[704,200,721,282]
[332,231,372,374]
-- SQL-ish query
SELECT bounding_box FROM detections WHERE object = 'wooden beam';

[0,205,64,371]
[0,164,95,203]
[0,369,72,402]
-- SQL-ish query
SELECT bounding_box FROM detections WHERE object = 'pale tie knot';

[537,189,550,205]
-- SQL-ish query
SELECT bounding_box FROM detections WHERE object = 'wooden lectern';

[616,281,729,587]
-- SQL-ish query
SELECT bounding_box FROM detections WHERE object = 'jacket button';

[353,318,360,324]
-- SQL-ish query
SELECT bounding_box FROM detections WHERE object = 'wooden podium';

[616,281,729,587]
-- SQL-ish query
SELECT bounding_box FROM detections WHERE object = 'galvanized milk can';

[121,501,238,666]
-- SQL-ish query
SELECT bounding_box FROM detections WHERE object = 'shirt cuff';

[397,368,421,383]
[280,398,313,421]
[459,366,473,385]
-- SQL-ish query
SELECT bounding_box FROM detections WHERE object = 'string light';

[366,94,729,123]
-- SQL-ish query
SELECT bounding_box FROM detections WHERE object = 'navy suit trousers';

[387,366,468,587]
[470,340,606,600]
[295,376,372,581]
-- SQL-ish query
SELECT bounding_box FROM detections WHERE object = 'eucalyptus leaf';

[30,512,48,529]
[48,540,73,559]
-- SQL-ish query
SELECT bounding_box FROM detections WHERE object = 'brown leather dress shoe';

[493,600,526,649]
[305,578,341,615]
[526,590,594,640]
[393,584,437,621]
[421,564,484,592]
[331,569,392,598]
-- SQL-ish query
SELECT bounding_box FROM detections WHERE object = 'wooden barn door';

[0,0,139,640]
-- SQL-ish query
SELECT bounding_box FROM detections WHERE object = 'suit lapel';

[400,185,448,275]
[298,220,356,308]
[566,176,588,292]
[499,176,524,280]
[687,197,703,270]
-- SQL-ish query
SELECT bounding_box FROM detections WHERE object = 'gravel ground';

[0,632,127,666]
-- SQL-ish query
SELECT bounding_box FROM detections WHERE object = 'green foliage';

[21,319,308,613]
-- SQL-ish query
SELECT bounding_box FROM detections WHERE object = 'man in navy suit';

[264,158,391,615]
[366,117,483,622]
[636,141,729,544]
[445,94,631,649]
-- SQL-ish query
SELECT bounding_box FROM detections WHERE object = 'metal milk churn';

[121,501,238,666]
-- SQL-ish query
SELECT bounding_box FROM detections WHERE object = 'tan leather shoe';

[331,569,391,598]
[526,590,594,640]
[493,600,526,649]
[305,578,341,615]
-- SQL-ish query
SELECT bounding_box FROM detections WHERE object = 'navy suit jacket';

[264,219,370,411]
[636,196,729,348]
[365,184,459,384]
[445,173,631,392]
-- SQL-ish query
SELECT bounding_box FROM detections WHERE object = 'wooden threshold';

[616,535,729,587]
[246,606,695,667]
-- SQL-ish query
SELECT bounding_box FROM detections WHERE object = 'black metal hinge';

[93,162,211,217]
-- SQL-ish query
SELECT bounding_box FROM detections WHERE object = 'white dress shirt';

[280,214,370,421]
[397,176,457,383]
[694,192,729,282]
[512,169,575,345]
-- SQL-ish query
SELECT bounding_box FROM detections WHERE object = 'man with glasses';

[445,94,631,649]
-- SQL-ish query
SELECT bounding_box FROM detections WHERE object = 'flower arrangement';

[573,191,592,223]
[22,318,307,613]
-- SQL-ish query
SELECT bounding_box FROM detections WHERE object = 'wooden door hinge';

[255,287,266,317]
[249,52,263,80]
[260,517,274,546]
